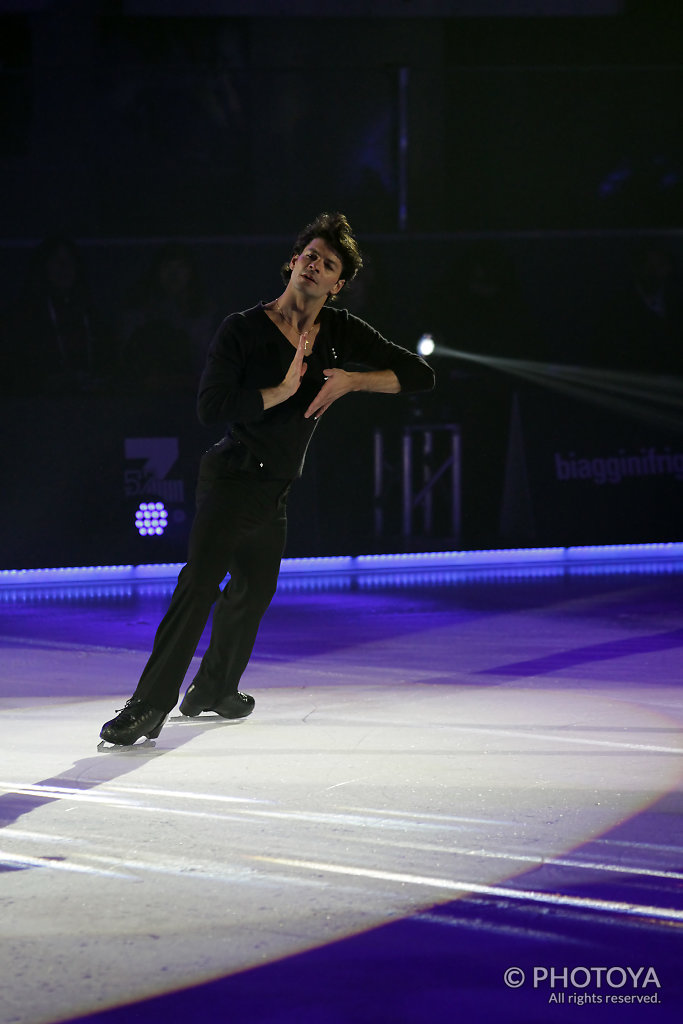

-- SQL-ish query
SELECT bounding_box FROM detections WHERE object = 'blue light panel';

[1,542,681,590]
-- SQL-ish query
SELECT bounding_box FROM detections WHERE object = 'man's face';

[289,237,345,301]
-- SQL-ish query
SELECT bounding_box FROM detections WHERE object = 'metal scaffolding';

[374,423,461,544]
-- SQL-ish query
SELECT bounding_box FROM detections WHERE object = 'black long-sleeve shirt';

[197,302,435,479]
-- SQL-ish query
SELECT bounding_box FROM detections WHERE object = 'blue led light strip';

[0,542,681,588]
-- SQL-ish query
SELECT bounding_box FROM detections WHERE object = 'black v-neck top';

[197,302,434,479]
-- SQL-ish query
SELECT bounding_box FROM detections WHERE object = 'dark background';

[0,0,681,567]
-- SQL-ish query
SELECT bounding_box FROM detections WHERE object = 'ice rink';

[1,551,683,1023]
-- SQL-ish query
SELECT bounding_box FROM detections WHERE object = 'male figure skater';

[100,212,434,745]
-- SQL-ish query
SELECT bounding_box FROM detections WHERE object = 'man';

[100,212,434,745]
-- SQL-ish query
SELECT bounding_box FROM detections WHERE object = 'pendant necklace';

[274,299,315,352]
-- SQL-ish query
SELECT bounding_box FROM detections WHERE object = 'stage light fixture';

[135,502,168,537]
[417,333,435,357]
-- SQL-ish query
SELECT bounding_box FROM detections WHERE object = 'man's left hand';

[304,368,354,419]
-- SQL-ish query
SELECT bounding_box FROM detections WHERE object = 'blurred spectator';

[3,235,111,395]
[439,240,543,361]
[118,243,217,393]
[590,243,683,375]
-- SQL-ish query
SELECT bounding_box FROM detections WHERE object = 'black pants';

[132,441,290,713]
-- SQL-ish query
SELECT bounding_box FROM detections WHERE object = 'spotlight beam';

[434,346,683,433]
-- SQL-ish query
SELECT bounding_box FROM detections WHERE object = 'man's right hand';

[260,334,307,410]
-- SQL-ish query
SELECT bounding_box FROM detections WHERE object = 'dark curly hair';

[281,211,363,301]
